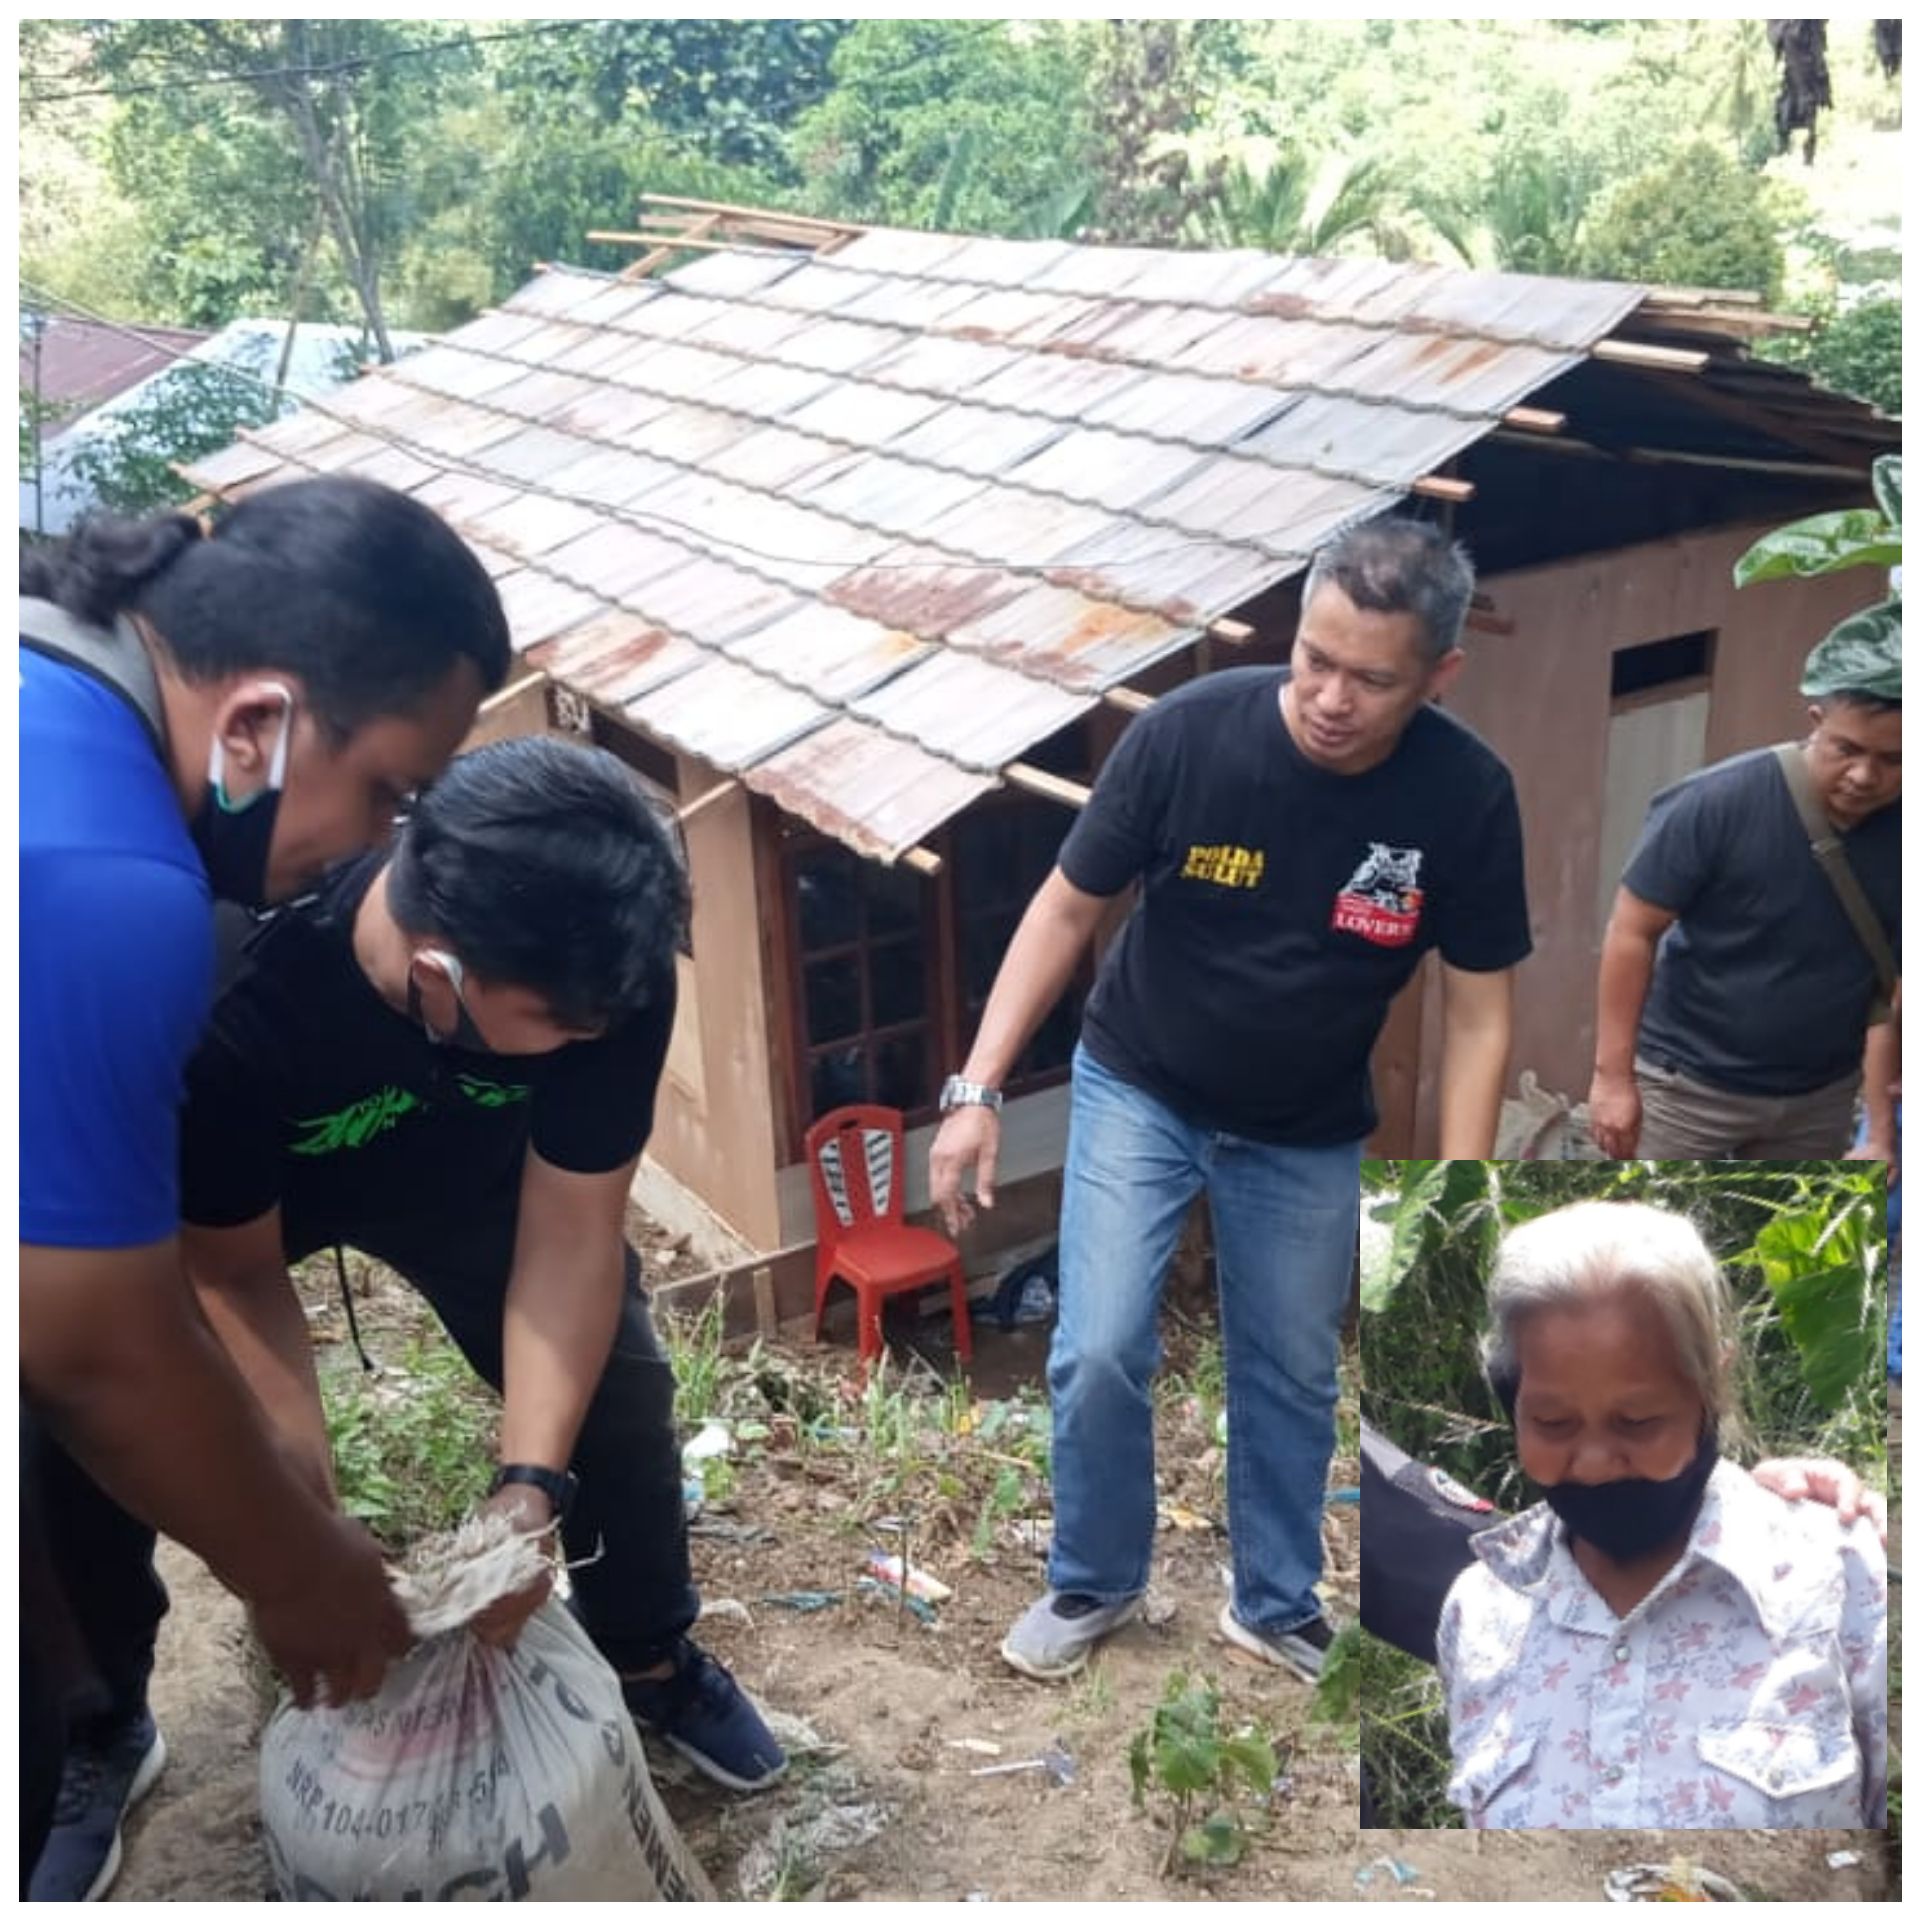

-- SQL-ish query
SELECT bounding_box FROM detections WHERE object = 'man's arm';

[929,866,1111,1234]
[1587,886,1679,1157]
[22,1240,410,1704]
[184,1209,334,1500]
[1849,1005,1900,1171]
[1435,964,1513,1158]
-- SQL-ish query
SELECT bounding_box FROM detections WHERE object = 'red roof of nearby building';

[19,313,209,421]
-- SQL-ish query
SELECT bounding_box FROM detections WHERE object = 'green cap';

[1800,601,1901,702]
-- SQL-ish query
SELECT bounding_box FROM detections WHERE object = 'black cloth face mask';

[190,684,292,909]
[406,949,493,1053]
[1489,1364,1720,1563]
[1539,1425,1720,1563]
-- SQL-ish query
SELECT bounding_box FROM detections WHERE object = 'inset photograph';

[1357,1160,1890,1833]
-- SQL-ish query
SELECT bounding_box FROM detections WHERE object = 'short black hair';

[1303,516,1476,663]
[19,476,510,736]
[385,736,689,1030]
[1820,691,1902,716]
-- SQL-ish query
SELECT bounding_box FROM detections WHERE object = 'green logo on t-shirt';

[456,1074,530,1110]
[291,1085,424,1155]
[288,1074,529,1155]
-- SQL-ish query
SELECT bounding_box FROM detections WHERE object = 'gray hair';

[1480,1201,1744,1447]
[1302,517,1475,663]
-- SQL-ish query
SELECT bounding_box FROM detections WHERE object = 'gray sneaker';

[1219,1601,1334,1682]
[1001,1590,1144,1680]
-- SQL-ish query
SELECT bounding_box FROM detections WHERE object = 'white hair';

[1481,1201,1742,1442]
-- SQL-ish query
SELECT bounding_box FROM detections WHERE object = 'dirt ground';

[108,1228,1897,1904]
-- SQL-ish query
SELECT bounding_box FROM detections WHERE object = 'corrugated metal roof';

[182,239,1680,861]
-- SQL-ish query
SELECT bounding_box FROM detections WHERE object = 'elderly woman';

[1437,1201,1886,1830]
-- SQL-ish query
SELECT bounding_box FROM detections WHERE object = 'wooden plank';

[1412,474,1475,504]
[478,669,548,718]
[752,1264,778,1341]
[1591,338,1712,373]
[1640,285,1768,308]
[1102,686,1156,714]
[1500,406,1566,434]
[676,777,743,827]
[1003,763,1093,810]
[1208,617,1255,646]
[899,845,944,878]
[640,192,869,236]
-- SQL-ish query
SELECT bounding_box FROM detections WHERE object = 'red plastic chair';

[805,1104,973,1368]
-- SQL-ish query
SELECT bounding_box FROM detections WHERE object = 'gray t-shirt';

[1626,746,1899,1095]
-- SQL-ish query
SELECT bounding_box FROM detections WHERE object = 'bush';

[1581,141,1784,301]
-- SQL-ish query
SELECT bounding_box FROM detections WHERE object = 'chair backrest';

[804,1104,906,1255]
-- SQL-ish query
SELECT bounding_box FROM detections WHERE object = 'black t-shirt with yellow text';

[1058,666,1530,1144]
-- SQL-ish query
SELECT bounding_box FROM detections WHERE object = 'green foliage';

[496,19,850,177]
[1792,298,1903,414]
[792,20,1092,232]
[58,352,298,517]
[1186,146,1398,256]
[322,1338,499,1550]
[1580,141,1784,300]
[1128,1671,1280,1874]
[1317,1625,1458,1828]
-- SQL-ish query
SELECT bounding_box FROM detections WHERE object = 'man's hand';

[929,1105,1000,1237]
[1587,1067,1642,1159]
[1751,1455,1889,1549]
[248,1511,414,1708]
[467,1482,557,1651]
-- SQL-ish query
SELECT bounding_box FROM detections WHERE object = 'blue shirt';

[21,647,213,1248]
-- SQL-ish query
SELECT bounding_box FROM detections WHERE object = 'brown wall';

[1390,519,1887,1147]
[645,766,786,1249]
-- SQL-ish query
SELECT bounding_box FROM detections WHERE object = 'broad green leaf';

[1817,599,1902,662]
[1220,1731,1279,1794]
[1360,1160,1448,1312]
[1733,510,1901,587]
[1183,1812,1246,1866]
[1158,1737,1222,1798]
[1873,454,1901,530]
[1751,1203,1877,1411]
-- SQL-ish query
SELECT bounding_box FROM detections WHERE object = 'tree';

[1764,297,1902,415]
[494,19,850,178]
[1184,144,1398,257]
[73,21,483,358]
[1580,142,1784,301]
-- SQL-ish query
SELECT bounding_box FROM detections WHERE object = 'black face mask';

[190,688,292,909]
[1540,1425,1720,1564]
[406,950,493,1053]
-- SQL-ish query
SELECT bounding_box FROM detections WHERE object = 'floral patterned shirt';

[1436,1461,1886,1829]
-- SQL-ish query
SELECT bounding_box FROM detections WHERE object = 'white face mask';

[406,947,492,1052]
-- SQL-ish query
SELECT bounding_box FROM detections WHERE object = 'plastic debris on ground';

[682,1420,732,1468]
[761,1708,845,1761]
[854,1576,940,1625]
[696,1596,753,1627]
[1141,1588,1179,1627]
[947,1737,1003,1757]
[1159,1503,1215,1532]
[1826,1850,1863,1871]
[760,1589,843,1613]
[734,1799,891,1900]
[1354,1856,1420,1890]
[1603,1861,1743,1902]
[865,1551,953,1602]
[967,1741,1077,1787]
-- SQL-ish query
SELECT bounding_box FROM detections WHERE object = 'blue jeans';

[1046,1046,1361,1635]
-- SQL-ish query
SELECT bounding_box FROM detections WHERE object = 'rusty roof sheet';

[182,237,1675,861]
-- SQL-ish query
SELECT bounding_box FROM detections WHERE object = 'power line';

[20,21,597,105]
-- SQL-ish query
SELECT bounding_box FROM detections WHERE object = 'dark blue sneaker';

[29,1710,167,1902]
[623,1641,787,1793]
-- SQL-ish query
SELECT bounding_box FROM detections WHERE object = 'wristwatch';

[939,1074,1004,1115]
[490,1462,578,1519]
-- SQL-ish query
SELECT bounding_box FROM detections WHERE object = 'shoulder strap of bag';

[1771,741,1898,1005]
[19,595,167,756]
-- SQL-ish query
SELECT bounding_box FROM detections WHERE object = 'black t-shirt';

[1057,667,1531,1144]
[1627,747,1901,1096]
[180,854,674,1242]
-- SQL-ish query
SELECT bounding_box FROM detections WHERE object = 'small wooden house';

[184,200,1898,1317]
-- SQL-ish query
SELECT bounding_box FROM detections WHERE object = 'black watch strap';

[490,1462,578,1518]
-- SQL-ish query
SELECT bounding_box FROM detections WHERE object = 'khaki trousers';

[1634,1055,1860,1160]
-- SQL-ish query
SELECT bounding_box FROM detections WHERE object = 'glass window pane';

[865,860,925,938]
[804,954,863,1044]
[870,937,927,1028]
[796,846,860,951]
[873,1030,928,1113]
[810,1046,865,1119]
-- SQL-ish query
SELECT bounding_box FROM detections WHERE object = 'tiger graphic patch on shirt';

[1332,842,1425,947]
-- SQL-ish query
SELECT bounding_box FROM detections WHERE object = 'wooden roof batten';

[179,202,1894,868]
